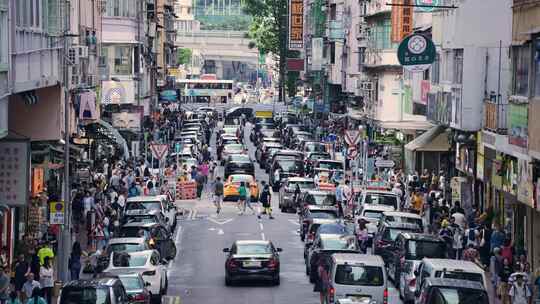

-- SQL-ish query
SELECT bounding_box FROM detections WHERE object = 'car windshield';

[365,194,398,208]
[60,287,110,304]
[309,153,330,160]
[126,201,162,212]
[230,155,250,162]
[225,144,243,151]
[236,244,272,254]
[119,277,143,290]
[383,228,419,242]
[433,288,489,304]
[308,194,336,206]
[321,238,351,250]
[107,243,145,254]
[288,181,315,190]
[335,265,384,286]
[125,215,158,224]
[384,215,423,228]
[310,211,338,219]
[406,240,446,260]
[305,143,326,152]
[318,161,343,170]
[435,271,484,286]
[112,253,149,267]
[276,160,302,171]
[318,224,348,235]
[119,227,149,238]
[363,210,385,220]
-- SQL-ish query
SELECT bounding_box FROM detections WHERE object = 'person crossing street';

[258,181,273,219]
[213,177,224,214]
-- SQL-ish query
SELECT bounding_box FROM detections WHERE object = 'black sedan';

[223,240,282,286]
[224,154,255,178]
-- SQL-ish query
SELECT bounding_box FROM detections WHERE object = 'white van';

[325,254,388,304]
[414,258,488,301]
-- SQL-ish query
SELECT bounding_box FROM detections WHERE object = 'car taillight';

[142,270,156,276]
[409,277,416,288]
[308,233,315,241]
[328,286,335,303]
[376,240,388,248]
[227,259,239,269]
[267,258,278,269]
[383,288,388,304]
[132,293,146,302]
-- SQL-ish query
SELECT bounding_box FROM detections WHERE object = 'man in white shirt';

[509,274,531,304]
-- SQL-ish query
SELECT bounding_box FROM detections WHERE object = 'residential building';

[0,0,8,138]
[174,0,200,33]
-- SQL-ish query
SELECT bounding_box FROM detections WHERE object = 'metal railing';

[483,101,507,134]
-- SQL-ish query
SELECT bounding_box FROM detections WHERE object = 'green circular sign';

[397,34,436,72]
[415,0,439,12]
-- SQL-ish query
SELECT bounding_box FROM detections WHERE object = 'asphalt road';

[165,109,402,304]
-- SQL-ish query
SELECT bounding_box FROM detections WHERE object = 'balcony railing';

[483,101,507,134]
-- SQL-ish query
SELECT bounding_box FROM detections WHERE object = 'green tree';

[243,0,288,102]
[177,48,193,65]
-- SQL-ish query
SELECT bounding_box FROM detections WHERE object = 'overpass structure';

[175,30,260,79]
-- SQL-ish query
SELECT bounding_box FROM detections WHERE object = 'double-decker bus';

[176,79,234,103]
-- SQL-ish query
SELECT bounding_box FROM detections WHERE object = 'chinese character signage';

[397,34,436,72]
[508,102,528,148]
[391,0,413,43]
[0,140,30,206]
[288,0,304,50]
[415,0,440,12]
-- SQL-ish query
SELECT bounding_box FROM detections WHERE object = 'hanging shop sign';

[101,80,135,104]
[517,158,534,207]
[49,201,65,225]
[159,90,177,102]
[391,0,413,43]
[31,167,44,197]
[508,102,528,148]
[311,38,323,71]
[476,132,484,181]
[0,140,30,206]
[420,80,430,105]
[288,0,304,50]
[415,0,440,12]
[112,112,142,132]
[397,34,436,72]
[455,142,475,176]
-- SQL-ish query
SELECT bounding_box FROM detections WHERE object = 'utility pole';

[58,0,72,283]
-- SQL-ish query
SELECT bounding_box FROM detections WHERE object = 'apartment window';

[330,42,336,64]
[0,0,7,70]
[453,49,463,84]
[103,45,134,75]
[513,44,530,96]
[534,38,540,96]
[431,53,440,84]
[16,0,42,29]
[330,4,337,20]
[47,0,61,35]
[105,0,136,17]
[358,47,365,72]
[373,18,395,50]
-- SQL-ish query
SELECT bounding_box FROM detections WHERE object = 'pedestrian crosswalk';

[162,296,182,304]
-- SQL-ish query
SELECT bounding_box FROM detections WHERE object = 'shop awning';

[84,119,130,160]
[378,120,433,131]
[404,125,451,152]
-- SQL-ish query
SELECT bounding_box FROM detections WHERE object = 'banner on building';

[508,102,528,148]
[31,167,44,197]
[0,140,30,206]
[420,80,430,104]
[391,0,413,43]
[476,132,484,181]
[517,158,534,207]
[312,38,323,71]
[112,112,142,132]
[288,0,304,49]
[101,80,135,104]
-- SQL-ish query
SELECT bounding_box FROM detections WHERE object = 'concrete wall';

[102,17,140,43]
[376,72,401,122]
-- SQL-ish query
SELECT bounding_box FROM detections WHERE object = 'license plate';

[243,261,261,267]
[348,295,371,303]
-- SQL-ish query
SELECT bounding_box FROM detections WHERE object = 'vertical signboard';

[391,0,413,43]
[508,102,528,148]
[311,38,323,71]
[0,140,30,206]
[288,0,304,49]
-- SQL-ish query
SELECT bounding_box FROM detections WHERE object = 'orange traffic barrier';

[177,181,197,200]
[318,183,336,192]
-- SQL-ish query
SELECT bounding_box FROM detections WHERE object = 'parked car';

[278,177,315,212]
[59,277,129,304]
[125,195,177,231]
[105,238,151,256]
[381,211,424,232]
[118,273,152,304]
[415,278,488,304]
[104,250,168,303]
[358,190,400,211]
[122,209,168,228]
[118,222,176,260]
[223,240,282,286]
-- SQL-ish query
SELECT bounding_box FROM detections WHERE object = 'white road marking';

[288,219,300,226]
[207,217,234,225]
[168,225,183,274]
[259,223,264,231]
[218,229,224,235]
[261,232,265,240]
[208,227,216,231]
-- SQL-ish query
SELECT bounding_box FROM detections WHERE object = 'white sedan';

[104,250,168,303]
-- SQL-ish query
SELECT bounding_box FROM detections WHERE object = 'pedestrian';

[509,273,532,304]
[450,218,464,259]
[237,182,247,215]
[356,219,369,254]
[314,256,330,304]
[259,183,273,219]
[335,182,343,217]
[491,247,503,291]
[500,258,515,304]
[214,177,224,214]
[6,292,20,304]
[243,182,257,216]
[39,257,53,304]
[13,255,29,298]
[491,223,506,254]
[24,288,45,304]
[21,274,40,302]
[195,171,206,200]
[68,242,82,281]
[37,243,54,266]
[0,266,10,304]
[342,180,352,217]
